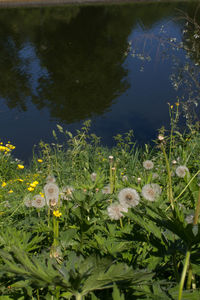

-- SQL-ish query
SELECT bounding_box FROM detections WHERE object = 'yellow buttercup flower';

[37,159,43,163]
[1,182,6,187]
[8,190,13,193]
[17,164,24,169]
[53,210,62,218]
[18,179,24,182]
[28,187,34,192]
[39,192,44,197]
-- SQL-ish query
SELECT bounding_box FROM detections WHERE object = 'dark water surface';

[0,2,200,162]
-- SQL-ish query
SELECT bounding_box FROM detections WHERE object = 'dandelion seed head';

[142,183,161,201]
[185,214,194,224]
[175,166,189,178]
[118,188,140,208]
[107,203,128,220]
[91,172,97,182]
[32,195,46,208]
[46,175,56,183]
[60,186,74,200]
[122,175,128,182]
[143,160,154,170]
[102,185,111,194]
[24,195,32,207]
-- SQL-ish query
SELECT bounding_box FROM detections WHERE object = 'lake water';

[0,1,200,162]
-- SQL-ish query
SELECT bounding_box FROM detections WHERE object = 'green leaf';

[112,283,125,300]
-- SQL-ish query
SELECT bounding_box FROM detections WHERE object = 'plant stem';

[186,263,193,290]
[161,143,174,209]
[76,293,82,300]
[194,187,200,225]
[120,218,123,228]
[178,249,191,300]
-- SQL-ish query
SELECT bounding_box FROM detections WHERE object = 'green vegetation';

[1,113,200,299]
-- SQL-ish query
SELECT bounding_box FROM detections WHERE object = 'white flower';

[24,195,32,207]
[118,188,140,208]
[102,185,111,194]
[142,183,161,201]
[175,166,189,178]
[32,195,46,208]
[143,160,154,170]
[91,173,97,182]
[107,203,128,220]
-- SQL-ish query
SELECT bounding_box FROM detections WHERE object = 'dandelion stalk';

[178,249,191,300]
[160,143,174,209]
[120,218,123,228]
[186,187,200,289]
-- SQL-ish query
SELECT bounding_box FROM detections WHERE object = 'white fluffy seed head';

[143,160,154,170]
[175,166,189,178]
[24,195,32,208]
[118,188,140,208]
[142,183,161,201]
[32,195,46,208]
[107,203,128,220]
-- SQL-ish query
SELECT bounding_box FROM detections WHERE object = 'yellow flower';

[170,105,173,109]
[175,102,179,106]
[8,190,13,193]
[37,159,43,163]
[28,187,34,192]
[33,181,39,185]
[39,192,44,197]
[18,179,24,182]
[53,210,62,218]
[17,164,24,169]
[1,182,6,187]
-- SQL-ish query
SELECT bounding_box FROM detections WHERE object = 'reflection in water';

[0,2,199,161]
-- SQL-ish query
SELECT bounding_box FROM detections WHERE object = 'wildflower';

[28,187,34,192]
[30,181,39,188]
[24,195,32,207]
[118,188,140,208]
[109,155,114,163]
[91,172,97,182]
[142,183,162,201]
[107,203,128,220]
[53,210,62,218]
[40,192,44,197]
[18,179,24,182]
[17,164,24,169]
[46,175,56,183]
[1,182,6,187]
[37,159,43,163]
[143,160,154,170]
[32,195,46,208]
[102,185,111,194]
[49,197,59,207]
[137,177,141,184]
[8,190,13,194]
[44,182,59,197]
[175,166,189,178]
[158,135,164,141]
[60,186,74,200]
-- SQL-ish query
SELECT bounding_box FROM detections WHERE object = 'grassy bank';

[1,111,200,299]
